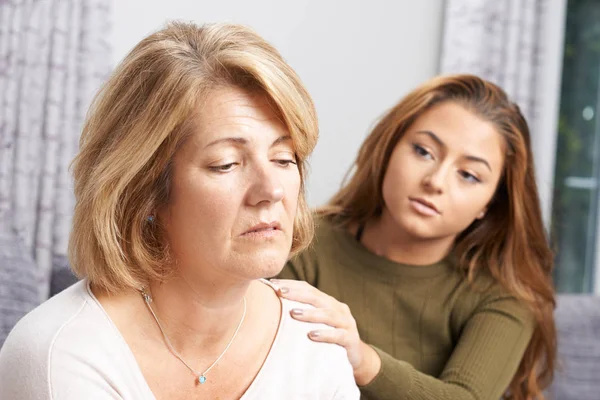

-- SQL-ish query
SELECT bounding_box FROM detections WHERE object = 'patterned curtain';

[440,0,545,123]
[439,0,565,227]
[0,0,111,298]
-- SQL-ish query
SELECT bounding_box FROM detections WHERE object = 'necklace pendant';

[198,375,207,384]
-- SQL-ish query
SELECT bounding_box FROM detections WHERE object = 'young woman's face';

[381,101,505,242]
[158,86,301,283]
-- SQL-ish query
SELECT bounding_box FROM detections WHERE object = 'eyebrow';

[415,130,492,172]
[205,135,292,149]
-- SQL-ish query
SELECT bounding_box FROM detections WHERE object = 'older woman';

[0,22,359,399]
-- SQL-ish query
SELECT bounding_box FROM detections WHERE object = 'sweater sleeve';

[359,294,536,400]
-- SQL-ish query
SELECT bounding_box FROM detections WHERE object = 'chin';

[241,249,289,279]
[242,260,286,280]
[397,217,440,241]
[261,261,287,279]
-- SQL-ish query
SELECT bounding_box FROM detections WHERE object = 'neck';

[146,273,250,355]
[361,210,455,265]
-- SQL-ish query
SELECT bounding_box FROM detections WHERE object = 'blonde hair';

[69,21,318,293]
[321,74,556,399]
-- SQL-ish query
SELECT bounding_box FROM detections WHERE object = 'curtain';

[0,0,111,298]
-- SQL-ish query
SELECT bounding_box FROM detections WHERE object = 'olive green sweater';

[278,218,535,400]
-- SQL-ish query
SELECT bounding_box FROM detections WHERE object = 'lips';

[409,197,441,215]
[242,221,282,235]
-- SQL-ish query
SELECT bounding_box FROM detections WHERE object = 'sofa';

[548,294,600,399]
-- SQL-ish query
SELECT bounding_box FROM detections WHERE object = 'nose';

[421,164,447,194]
[246,162,285,206]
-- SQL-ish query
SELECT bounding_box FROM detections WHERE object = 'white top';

[0,280,359,399]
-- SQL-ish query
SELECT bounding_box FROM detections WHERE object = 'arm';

[360,294,534,400]
[274,281,535,400]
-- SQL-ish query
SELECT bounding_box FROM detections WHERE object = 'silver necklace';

[140,288,247,385]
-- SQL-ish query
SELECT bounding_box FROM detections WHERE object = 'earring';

[477,211,485,219]
[147,215,155,223]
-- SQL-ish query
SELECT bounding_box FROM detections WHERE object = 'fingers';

[270,279,360,358]
[307,327,356,350]
[270,279,336,309]
[290,306,349,329]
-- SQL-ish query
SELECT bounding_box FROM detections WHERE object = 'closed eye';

[459,170,481,183]
[273,159,297,168]
[413,144,433,160]
[209,162,239,173]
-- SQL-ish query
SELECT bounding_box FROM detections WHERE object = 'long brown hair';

[321,74,556,399]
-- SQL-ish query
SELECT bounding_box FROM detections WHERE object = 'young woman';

[275,74,556,400]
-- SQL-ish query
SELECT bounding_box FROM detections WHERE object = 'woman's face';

[158,86,301,283]
[381,101,505,242]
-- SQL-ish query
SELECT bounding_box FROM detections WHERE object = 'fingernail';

[278,287,289,294]
[309,331,320,338]
[291,308,303,316]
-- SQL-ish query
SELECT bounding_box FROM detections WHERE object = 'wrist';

[353,341,382,386]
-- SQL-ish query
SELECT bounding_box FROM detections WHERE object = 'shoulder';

[312,213,345,243]
[453,269,535,330]
[280,215,348,282]
[0,280,91,359]
[277,298,352,368]
[275,298,357,384]
[294,214,347,262]
[0,280,127,398]
[254,297,360,397]
[468,270,523,305]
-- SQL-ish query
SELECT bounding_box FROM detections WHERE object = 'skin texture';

[273,101,506,386]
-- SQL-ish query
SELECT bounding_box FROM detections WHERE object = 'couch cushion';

[550,295,600,400]
[0,224,46,348]
[50,255,79,297]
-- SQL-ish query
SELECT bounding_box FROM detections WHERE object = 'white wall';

[111,0,444,206]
